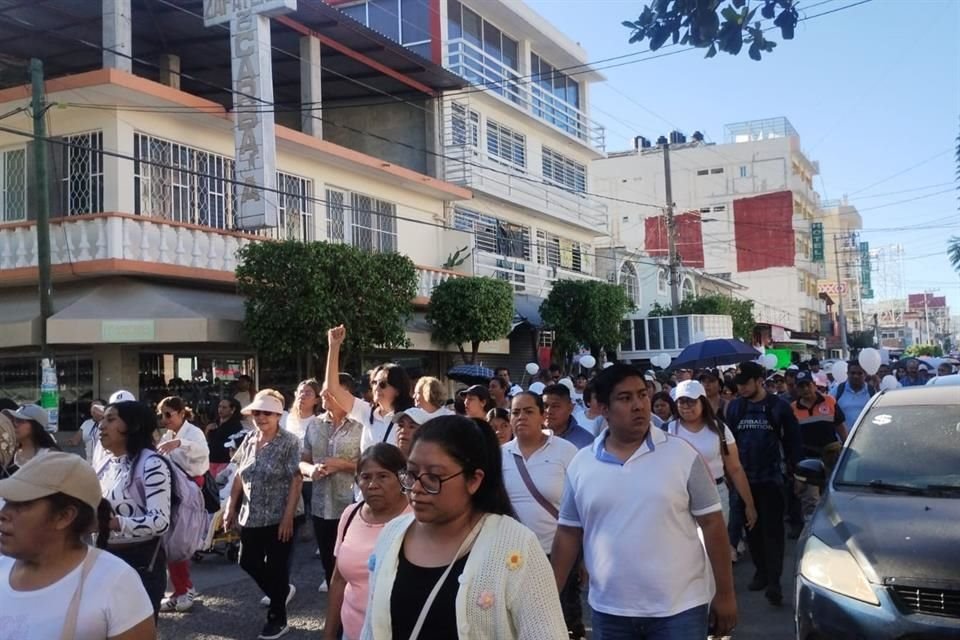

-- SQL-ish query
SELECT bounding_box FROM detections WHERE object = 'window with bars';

[134,133,235,229]
[536,229,583,273]
[0,147,26,222]
[264,172,315,241]
[453,207,530,260]
[486,120,525,169]
[542,147,586,193]
[450,102,480,147]
[61,132,104,215]
[325,187,397,253]
[620,261,639,305]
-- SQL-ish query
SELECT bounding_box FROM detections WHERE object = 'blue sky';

[526,0,960,311]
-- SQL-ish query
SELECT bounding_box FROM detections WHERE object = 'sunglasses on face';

[250,410,276,417]
[160,411,177,419]
[375,380,390,390]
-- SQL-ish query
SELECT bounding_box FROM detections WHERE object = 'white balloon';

[656,353,672,369]
[858,348,882,376]
[833,360,848,384]
[880,374,900,391]
[761,354,779,371]
[602,361,614,369]
[579,355,597,369]
[525,362,540,376]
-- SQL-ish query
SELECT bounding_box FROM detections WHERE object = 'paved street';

[158,530,798,640]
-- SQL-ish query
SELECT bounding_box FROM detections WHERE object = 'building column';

[299,35,322,138]
[425,97,442,179]
[101,118,135,213]
[94,344,140,400]
[102,0,132,72]
[159,54,181,90]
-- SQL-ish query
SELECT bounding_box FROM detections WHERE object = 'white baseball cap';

[528,382,546,395]
[673,380,706,401]
[392,407,432,425]
[108,390,136,403]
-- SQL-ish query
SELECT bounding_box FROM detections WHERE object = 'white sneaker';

[159,596,178,613]
[318,581,328,593]
[175,591,195,612]
[261,584,296,608]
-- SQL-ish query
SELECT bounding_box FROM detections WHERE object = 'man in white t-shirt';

[551,364,737,639]
[0,452,154,638]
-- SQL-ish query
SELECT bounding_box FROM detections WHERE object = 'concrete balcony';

[446,38,605,152]
[443,148,608,231]
[0,213,466,302]
[474,250,599,299]
[618,314,734,361]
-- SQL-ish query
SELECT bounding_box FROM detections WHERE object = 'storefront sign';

[101,320,156,342]
[810,222,824,262]
[203,0,296,229]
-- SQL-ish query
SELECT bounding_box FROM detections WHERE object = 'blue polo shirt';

[831,382,875,426]
[554,416,596,450]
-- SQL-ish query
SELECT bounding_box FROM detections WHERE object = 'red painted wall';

[644,211,705,268]
[733,191,795,272]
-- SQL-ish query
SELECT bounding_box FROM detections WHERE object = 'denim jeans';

[592,604,709,640]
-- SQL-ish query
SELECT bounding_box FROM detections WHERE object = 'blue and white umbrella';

[447,363,495,385]
[670,338,761,370]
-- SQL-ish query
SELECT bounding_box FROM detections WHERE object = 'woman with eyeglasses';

[325,325,415,452]
[300,379,363,594]
[156,396,209,613]
[361,415,567,640]
[323,444,410,640]
[485,408,513,445]
[288,379,322,522]
[225,389,304,640]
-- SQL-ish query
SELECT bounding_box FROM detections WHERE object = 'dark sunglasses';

[250,410,276,417]
[159,411,177,418]
[375,380,390,390]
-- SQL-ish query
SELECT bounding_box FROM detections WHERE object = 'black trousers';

[109,540,167,621]
[240,523,297,624]
[548,552,586,638]
[746,482,786,589]
[312,516,340,586]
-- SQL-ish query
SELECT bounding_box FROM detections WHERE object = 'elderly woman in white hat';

[224,389,304,640]
[0,452,155,639]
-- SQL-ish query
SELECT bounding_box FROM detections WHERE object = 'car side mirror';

[795,458,826,489]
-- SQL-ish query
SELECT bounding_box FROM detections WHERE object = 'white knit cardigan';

[360,513,568,640]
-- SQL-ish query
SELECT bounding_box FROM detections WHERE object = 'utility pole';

[659,136,680,313]
[833,233,849,359]
[31,58,52,356]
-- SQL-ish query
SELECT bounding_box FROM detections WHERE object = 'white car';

[926,374,960,386]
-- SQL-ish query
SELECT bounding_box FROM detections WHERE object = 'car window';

[836,404,960,489]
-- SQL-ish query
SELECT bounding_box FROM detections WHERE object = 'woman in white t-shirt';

[325,325,415,451]
[157,396,210,614]
[0,452,154,639]
[668,380,757,530]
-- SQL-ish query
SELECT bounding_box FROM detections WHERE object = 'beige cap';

[0,452,102,511]
[241,391,285,416]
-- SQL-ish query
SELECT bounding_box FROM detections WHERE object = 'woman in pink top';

[324,443,410,640]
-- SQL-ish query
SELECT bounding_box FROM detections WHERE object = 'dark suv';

[794,385,960,639]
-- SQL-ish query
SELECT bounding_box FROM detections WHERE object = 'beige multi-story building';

[594,117,827,335]
[818,199,865,345]
[0,1,496,426]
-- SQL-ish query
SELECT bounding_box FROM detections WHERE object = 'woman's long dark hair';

[651,391,678,420]
[22,419,60,452]
[107,401,159,471]
[46,493,113,549]
[410,415,514,518]
[687,397,730,456]
[371,363,414,419]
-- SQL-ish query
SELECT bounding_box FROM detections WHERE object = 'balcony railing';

[446,38,605,152]
[0,214,465,302]
[442,147,608,231]
[474,250,598,299]
[618,314,734,360]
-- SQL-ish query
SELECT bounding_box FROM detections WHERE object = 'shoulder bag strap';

[60,547,101,640]
[512,453,559,519]
[408,514,487,640]
[340,501,365,543]
[381,423,394,443]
